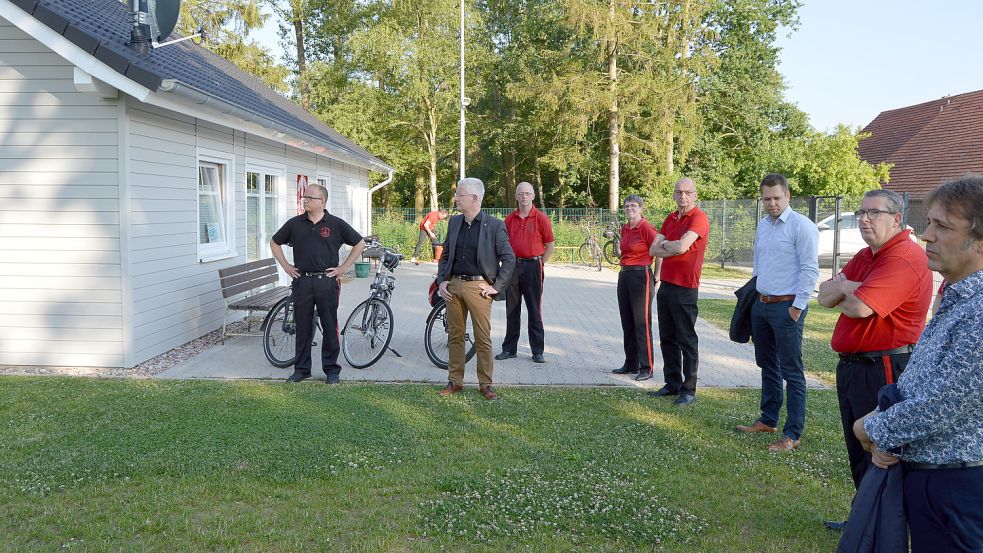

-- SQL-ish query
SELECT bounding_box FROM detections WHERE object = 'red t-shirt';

[658,207,710,289]
[504,206,555,258]
[419,211,442,232]
[619,218,657,267]
[831,230,933,353]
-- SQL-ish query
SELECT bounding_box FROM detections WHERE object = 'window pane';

[198,164,225,245]
[265,174,275,195]
[247,172,259,194]
[247,195,259,259]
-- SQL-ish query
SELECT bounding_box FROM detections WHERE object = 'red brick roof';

[858,89,983,198]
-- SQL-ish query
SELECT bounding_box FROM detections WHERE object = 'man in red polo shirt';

[646,177,710,405]
[411,208,449,264]
[817,189,932,530]
[496,182,555,363]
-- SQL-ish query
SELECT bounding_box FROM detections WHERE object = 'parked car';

[816,212,917,258]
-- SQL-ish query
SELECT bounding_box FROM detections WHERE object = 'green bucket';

[354,261,371,278]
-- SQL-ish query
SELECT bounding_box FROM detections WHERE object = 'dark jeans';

[617,268,655,374]
[750,300,807,440]
[502,260,545,355]
[905,465,983,553]
[656,282,699,394]
[413,230,434,258]
[292,275,341,377]
[836,354,910,489]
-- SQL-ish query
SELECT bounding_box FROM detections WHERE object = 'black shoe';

[634,371,652,381]
[286,372,310,383]
[325,373,340,385]
[531,354,545,363]
[494,351,517,360]
[612,366,637,375]
[646,386,679,397]
[823,520,847,531]
[674,393,696,406]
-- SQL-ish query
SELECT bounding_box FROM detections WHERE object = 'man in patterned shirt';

[855,175,983,553]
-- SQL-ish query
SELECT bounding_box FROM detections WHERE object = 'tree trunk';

[607,0,620,214]
[533,141,545,209]
[415,172,426,218]
[293,16,308,109]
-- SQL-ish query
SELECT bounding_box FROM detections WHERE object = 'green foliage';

[0,379,851,551]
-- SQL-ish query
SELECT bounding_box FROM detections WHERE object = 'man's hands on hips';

[326,266,345,278]
[282,264,300,279]
[439,281,453,301]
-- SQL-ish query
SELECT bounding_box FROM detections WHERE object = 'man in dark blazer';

[436,177,516,400]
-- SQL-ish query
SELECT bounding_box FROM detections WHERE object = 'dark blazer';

[436,212,516,301]
[730,276,757,343]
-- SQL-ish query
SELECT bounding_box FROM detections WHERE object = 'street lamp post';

[459,0,466,180]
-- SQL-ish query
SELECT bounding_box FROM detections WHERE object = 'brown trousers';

[445,278,494,387]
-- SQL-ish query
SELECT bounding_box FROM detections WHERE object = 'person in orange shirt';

[411,208,448,264]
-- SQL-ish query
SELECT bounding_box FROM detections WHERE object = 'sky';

[251,0,983,133]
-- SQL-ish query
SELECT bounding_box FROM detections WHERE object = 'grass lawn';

[699,299,841,385]
[0,378,853,552]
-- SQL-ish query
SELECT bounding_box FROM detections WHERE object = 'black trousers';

[412,230,433,258]
[502,260,545,355]
[292,275,341,377]
[617,268,655,374]
[836,353,910,489]
[656,282,699,394]
[905,465,983,553]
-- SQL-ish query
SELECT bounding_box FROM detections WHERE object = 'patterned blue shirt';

[864,268,983,464]
[752,207,820,311]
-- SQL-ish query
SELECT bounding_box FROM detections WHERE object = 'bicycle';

[577,223,603,271]
[424,291,477,370]
[340,238,403,368]
[262,288,321,368]
[601,221,622,265]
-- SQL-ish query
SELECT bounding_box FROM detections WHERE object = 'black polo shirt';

[451,211,483,276]
[271,211,363,271]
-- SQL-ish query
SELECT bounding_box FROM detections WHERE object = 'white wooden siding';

[0,17,123,367]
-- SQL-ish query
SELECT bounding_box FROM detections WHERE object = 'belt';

[517,256,542,263]
[453,275,485,281]
[904,460,983,470]
[838,345,915,362]
[620,265,650,272]
[758,293,796,304]
[299,271,334,278]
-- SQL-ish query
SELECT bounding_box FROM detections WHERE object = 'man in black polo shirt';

[270,184,365,384]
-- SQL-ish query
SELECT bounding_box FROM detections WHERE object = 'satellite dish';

[148,0,181,43]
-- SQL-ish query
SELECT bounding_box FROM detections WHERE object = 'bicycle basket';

[382,250,401,270]
[603,230,616,239]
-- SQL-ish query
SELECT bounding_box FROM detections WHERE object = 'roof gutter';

[156,79,393,173]
[366,169,395,235]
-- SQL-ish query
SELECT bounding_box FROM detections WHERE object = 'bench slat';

[218,258,274,279]
[227,287,290,310]
[220,265,278,292]
[223,274,279,299]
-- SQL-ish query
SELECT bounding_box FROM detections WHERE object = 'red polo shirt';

[831,230,933,353]
[619,218,657,266]
[419,211,442,231]
[658,206,710,289]
[504,206,554,258]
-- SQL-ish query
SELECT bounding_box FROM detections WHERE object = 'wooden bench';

[217,258,291,343]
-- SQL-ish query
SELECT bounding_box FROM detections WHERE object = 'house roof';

[858,89,983,198]
[9,0,392,172]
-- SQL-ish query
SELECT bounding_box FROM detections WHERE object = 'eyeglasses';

[854,208,896,220]
[623,204,641,210]
[301,196,325,202]
[454,192,476,200]
[516,191,534,197]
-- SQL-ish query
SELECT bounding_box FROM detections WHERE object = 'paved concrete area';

[158,262,823,390]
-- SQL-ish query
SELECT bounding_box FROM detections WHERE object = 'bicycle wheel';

[578,243,592,266]
[603,241,620,265]
[263,297,298,368]
[342,298,394,369]
[424,300,476,370]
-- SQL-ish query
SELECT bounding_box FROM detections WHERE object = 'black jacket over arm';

[436,213,516,301]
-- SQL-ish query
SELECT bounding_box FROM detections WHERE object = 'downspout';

[368,169,395,235]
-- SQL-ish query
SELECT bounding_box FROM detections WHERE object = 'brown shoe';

[735,420,779,433]
[767,436,800,451]
[438,381,463,396]
[480,386,498,401]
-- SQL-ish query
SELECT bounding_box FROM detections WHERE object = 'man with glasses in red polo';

[496,182,554,364]
[270,184,365,384]
[817,189,932,530]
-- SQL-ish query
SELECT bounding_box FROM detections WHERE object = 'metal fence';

[373,194,912,272]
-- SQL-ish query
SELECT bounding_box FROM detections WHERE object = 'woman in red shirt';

[611,194,658,381]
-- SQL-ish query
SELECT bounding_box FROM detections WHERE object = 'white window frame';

[246,161,287,261]
[197,149,236,262]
